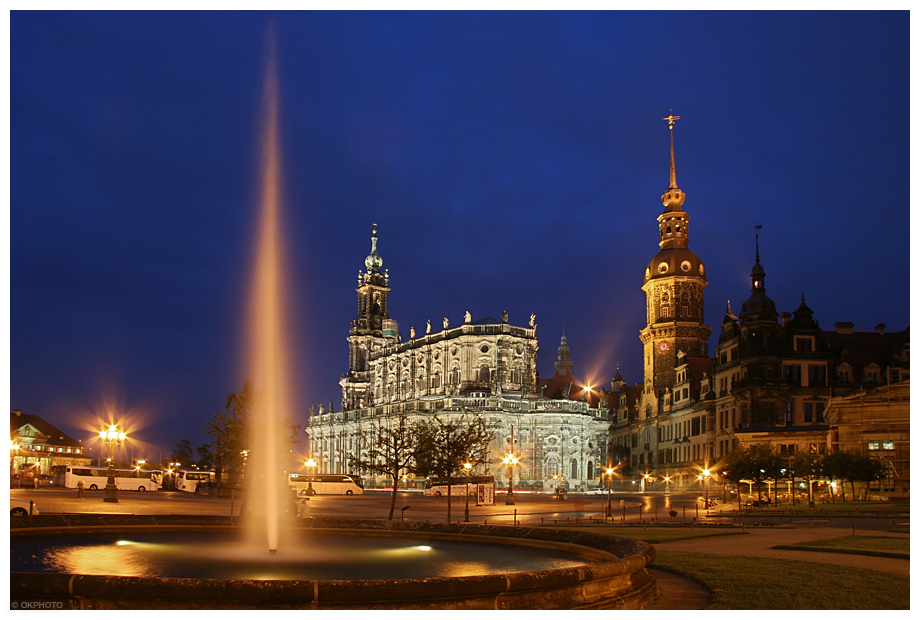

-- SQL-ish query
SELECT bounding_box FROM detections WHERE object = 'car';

[584,488,607,495]
[10,497,39,516]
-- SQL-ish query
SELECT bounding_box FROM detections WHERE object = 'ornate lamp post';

[304,457,317,495]
[99,424,127,503]
[503,453,518,505]
[10,439,20,479]
[702,468,711,510]
[606,467,614,517]
[463,461,472,522]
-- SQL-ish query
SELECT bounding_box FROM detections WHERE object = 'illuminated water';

[248,31,291,553]
[11,532,587,580]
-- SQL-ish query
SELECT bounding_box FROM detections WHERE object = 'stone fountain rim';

[11,516,658,609]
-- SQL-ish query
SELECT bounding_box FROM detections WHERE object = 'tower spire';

[664,112,680,189]
[660,113,686,212]
[754,224,762,265]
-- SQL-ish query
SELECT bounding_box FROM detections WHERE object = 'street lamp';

[98,424,127,503]
[463,461,472,522]
[10,439,20,479]
[605,467,614,517]
[503,453,518,505]
[304,457,317,495]
[701,468,712,511]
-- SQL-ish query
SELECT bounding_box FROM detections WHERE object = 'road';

[11,486,703,522]
[9,487,903,531]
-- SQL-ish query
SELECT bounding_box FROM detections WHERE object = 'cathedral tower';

[639,115,711,402]
[341,224,397,410]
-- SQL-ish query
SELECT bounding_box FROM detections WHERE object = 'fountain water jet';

[247,33,292,555]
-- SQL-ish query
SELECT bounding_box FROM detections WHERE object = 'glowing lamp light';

[502,454,518,466]
[606,467,614,476]
[304,458,317,468]
[99,425,127,443]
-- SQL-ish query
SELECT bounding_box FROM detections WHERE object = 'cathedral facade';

[307,226,611,491]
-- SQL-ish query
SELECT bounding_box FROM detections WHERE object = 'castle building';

[609,117,909,489]
[308,227,611,491]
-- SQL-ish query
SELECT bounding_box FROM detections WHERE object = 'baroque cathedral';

[307,225,610,491]
[309,117,909,494]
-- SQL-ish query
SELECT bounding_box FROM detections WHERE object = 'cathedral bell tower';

[639,115,712,404]
[341,224,397,411]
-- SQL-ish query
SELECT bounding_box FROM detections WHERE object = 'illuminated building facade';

[10,410,92,476]
[308,228,610,491]
[609,118,910,488]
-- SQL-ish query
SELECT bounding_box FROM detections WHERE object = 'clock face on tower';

[657,341,670,353]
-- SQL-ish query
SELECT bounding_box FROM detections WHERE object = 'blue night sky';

[8,10,910,460]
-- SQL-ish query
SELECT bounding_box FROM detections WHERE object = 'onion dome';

[364,224,383,274]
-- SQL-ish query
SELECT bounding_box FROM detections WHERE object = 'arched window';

[546,458,558,477]
[586,461,594,480]
[571,458,578,480]
[479,365,490,383]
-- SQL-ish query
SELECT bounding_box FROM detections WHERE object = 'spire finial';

[754,224,762,264]
[727,300,732,314]
[663,111,680,189]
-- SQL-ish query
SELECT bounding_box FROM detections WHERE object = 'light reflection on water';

[14,532,587,581]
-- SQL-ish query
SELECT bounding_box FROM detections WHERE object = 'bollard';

[514,509,518,527]
[30,500,34,516]
[742,522,746,533]
[696,503,699,519]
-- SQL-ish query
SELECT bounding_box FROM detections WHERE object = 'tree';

[789,450,823,505]
[722,443,778,508]
[851,456,887,500]
[348,415,424,520]
[196,444,213,470]
[171,439,194,469]
[203,378,301,489]
[415,413,492,523]
[823,450,861,502]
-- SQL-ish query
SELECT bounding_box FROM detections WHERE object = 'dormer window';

[795,336,814,352]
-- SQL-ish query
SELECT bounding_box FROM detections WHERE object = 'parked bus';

[54,465,161,492]
[288,473,364,495]
[175,469,215,494]
[424,476,495,498]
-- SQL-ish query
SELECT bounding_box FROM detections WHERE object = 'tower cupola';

[364,224,384,274]
[554,328,573,375]
[740,225,778,324]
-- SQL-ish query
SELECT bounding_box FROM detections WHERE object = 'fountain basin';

[11,516,657,609]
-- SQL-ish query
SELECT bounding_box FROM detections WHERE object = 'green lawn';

[552,525,745,543]
[720,501,910,515]
[652,550,909,609]
[772,535,909,559]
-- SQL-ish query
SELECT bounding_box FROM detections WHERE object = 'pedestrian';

[297,498,311,519]
[77,478,85,499]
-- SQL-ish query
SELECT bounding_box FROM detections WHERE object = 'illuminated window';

[867,442,880,450]
[882,442,894,450]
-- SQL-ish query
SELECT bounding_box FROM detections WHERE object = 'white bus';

[289,473,364,495]
[175,469,216,494]
[54,465,161,492]
[424,476,495,504]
